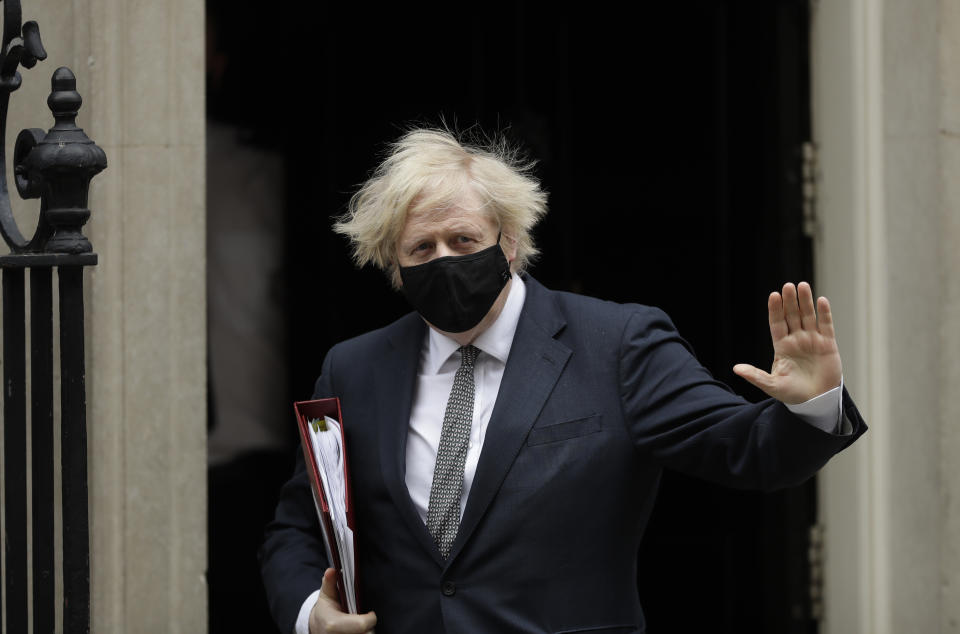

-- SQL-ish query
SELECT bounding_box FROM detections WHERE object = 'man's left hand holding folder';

[306,568,377,634]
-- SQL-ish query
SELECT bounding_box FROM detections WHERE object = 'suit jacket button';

[441,581,456,596]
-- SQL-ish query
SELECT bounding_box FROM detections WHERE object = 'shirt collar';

[422,273,526,375]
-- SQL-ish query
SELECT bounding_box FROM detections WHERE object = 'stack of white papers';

[306,415,357,614]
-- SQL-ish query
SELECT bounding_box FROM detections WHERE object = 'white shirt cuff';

[784,377,844,434]
[295,589,322,634]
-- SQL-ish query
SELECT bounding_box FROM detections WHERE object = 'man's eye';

[414,242,431,252]
[456,236,473,243]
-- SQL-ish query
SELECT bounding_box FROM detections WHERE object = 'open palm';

[733,282,842,405]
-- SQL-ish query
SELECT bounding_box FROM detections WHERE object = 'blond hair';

[333,127,548,287]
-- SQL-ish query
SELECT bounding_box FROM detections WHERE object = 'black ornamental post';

[0,2,106,633]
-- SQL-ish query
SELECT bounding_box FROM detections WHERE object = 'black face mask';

[399,241,511,333]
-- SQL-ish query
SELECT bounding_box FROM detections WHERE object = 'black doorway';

[207,2,817,632]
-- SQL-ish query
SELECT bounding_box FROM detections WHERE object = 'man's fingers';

[817,296,835,338]
[781,283,801,333]
[797,281,817,330]
[767,292,788,342]
[325,611,378,634]
[733,363,777,395]
[356,612,378,632]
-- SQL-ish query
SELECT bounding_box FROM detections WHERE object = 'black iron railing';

[0,2,106,633]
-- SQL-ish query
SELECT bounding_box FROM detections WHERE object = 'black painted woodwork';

[208,2,818,632]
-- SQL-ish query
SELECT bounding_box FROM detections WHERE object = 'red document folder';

[294,397,360,613]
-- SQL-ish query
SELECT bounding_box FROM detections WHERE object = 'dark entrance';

[207,2,816,632]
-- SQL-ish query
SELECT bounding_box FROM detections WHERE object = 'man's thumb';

[320,568,342,604]
[733,363,776,394]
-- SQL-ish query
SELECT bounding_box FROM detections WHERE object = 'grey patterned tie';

[426,344,480,559]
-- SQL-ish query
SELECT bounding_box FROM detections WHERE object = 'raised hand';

[733,282,842,405]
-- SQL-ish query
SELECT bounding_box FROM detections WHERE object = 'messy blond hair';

[333,127,548,288]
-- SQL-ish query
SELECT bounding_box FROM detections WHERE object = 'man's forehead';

[402,195,493,233]
[408,188,487,219]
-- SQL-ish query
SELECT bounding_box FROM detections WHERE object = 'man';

[260,128,866,634]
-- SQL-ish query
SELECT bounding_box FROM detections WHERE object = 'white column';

[4,0,207,631]
[937,1,960,630]
[812,0,958,631]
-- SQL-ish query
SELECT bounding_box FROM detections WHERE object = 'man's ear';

[501,233,518,265]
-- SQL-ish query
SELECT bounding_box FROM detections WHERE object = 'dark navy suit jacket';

[260,276,866,634]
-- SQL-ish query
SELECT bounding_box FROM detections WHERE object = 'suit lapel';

[375,313,445,567]
[448,278,570,564]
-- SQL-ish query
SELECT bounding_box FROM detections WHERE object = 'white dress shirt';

[294,274,844,633]
[403,272,528,524]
